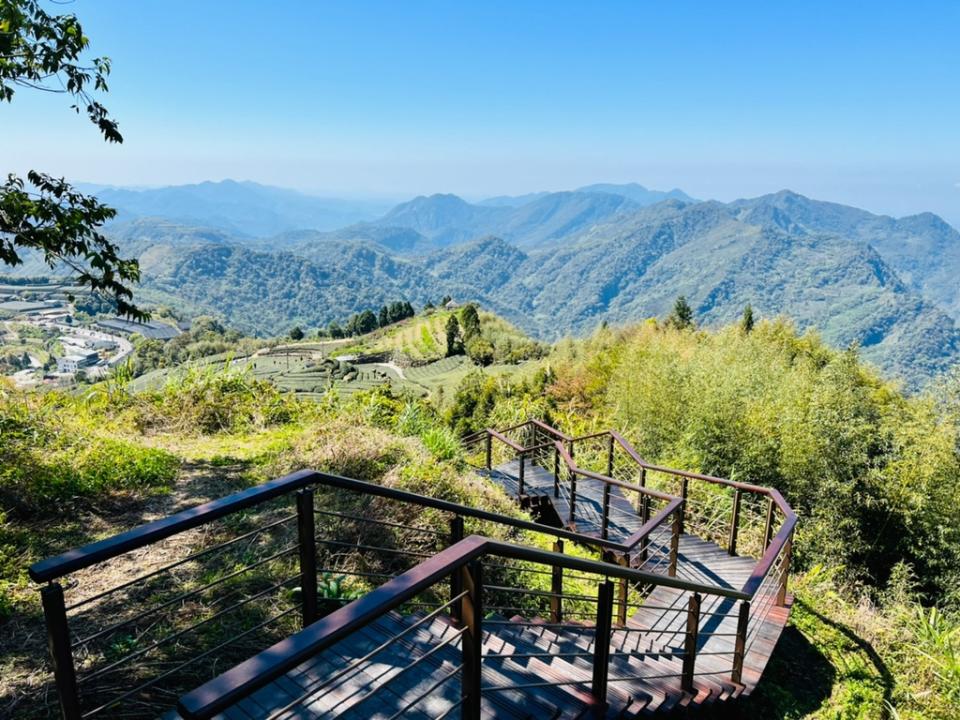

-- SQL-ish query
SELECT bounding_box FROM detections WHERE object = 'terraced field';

[124,314,532,400]
[371,312,451,362]
[126,351,248,393]
[402,355,520,393]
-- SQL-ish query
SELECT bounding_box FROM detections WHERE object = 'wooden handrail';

[622,497,684,548]
[528,418,573,442]
[178,536,490,719]
[177,534,749,719]
[487,428,526,453]
[555,441,677,503]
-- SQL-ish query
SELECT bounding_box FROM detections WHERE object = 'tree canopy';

[0,0,142,317]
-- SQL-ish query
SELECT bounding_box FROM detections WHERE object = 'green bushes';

[547,319,960,604]
[132,365,301,434]
[0,391,178,512]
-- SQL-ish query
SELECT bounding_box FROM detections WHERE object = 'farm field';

[369,311,450,362]
[125,344,527,400]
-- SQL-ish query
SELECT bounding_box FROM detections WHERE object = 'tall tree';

[1,0,143,316]
[289,326,304,341]
[378,305,389,328]
[741,304,755,333]
[460,303,481,341]
[357,309,378,334]
[666,296,694,330]
[445,315,463,357]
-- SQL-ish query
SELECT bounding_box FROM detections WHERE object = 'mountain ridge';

[23,180,957,388]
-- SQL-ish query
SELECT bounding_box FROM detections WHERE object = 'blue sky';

[3,1,959,223]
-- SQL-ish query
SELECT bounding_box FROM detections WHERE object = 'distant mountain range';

[82,180,393,237]
[479,183,694,208]
[41,180,960,387]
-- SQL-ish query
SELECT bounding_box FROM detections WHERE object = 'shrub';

[133,365,300,434]
[420,425,462,461]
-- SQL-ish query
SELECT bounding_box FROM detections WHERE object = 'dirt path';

[368,360,408,380]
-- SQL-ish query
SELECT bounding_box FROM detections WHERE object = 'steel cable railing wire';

[34,450,794,719]
[265,591,469,720]
[52,498,468,719]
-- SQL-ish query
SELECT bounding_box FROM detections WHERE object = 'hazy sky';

[3,1,960,223]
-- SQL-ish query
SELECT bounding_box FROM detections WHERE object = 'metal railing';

[32,421,796,719]
[465,420,795,592]
[31,469,685,719]
[176,533,760,720]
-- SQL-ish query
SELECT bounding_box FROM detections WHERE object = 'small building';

[56,352,99,374]
[444,299,461,310]
[38,307,72,322]
[96,317,181,340]
[0,300,57,316]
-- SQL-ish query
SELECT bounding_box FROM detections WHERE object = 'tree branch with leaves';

[0,0,144,318]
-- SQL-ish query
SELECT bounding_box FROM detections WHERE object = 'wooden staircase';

[32,421,795,720]
[218,598,792,719]
[193,430,794,719]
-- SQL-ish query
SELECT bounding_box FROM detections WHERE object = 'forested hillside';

[99,188,960,388]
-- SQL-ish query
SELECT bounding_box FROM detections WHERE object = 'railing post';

[680,477,689,534]
[568,471,578,528]
[485,432,492,470]
[450,516,464,624]
[728,488,742,556]
[617,554,629,626]
[669,505,682,577]
[518,452,526,497]
[461,560,483,720]
[553,444,560,498]
[763,496,775,550]
[41,582,81,720]
[606,433,615,478]
[550,540,563,623]
[777,536,793,606]
[681,591,701,693]
[592,580,614,712]
[296,488,318,626]
[732,600,750,684]
[601,482,611,540]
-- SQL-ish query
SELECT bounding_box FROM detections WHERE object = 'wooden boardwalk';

[207,461,792,718]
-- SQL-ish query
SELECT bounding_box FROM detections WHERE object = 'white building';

[56,352,99,374]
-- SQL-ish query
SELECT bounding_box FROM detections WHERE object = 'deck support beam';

[732,599,750,684]
[728,489,742,556]
[550,540,564,623]
[41,582,81,720]
[777,537,793,606]
[450,515,465,624]
[682,591,701,693]
[669,508,681,577]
